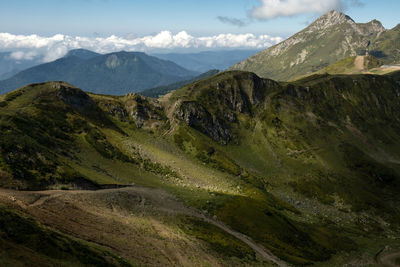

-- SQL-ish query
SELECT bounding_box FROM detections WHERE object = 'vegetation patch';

[179,216,256,261]
[0,205,131,266]
[215,195,356,265]
[84,127,132,162]
[174,127,241,175]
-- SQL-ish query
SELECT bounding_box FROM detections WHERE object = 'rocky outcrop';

[173,72,278,144]
[176,101,232,144]
[99,101,129,121]
[55,83,95,111]
[125,94,165,128]
[212,72,270,109]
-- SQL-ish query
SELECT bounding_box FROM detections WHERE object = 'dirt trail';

[195,212,287,266]
[0,187,287,267]
[354,56,365,72]
[377,249,400,267]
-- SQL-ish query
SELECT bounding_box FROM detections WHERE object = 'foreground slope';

[231,10,392,81]
[0,51,196,95]
[1,71,400,265]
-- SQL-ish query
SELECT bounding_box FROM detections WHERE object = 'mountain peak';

[311,10,354,29]
[65,49,100,60]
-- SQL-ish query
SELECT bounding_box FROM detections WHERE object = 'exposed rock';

[176,101,232,144]
[56,83,94,111]
[308,10,355,31]
[105,54,121,69]
[99,101,129,121]
[125,94,165,128]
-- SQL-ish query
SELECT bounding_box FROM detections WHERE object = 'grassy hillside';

[370,24,400,64]
[322,55,383,74]
[1,71,400,265]
[292,55,392,80]
[0,205,131,266]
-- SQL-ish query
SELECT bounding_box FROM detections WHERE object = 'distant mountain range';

[152,50,259,73]
[0,49,260,95]
[0,52,43,80]
[64,48,101,60]
[0,50,197,95]
[232,10,400,81]
[2,11,397,96]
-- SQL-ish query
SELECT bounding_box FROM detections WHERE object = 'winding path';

[376,248,400,267]
[0,186,287,266]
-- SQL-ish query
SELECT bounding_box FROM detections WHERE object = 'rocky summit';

[231,10,399,81]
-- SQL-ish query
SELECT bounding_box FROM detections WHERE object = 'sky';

[0,0,399,61]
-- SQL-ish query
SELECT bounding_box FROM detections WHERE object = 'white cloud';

[251,0,349,19]
[10,51,39,61]
[0,31,283,63]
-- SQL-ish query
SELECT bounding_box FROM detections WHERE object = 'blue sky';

[0,0,398,61]
[0,0,399,37]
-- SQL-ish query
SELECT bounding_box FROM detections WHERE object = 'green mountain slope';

[1,71,400,265]
[0,205,130,267]
[293,55,389,80]
[370,24,400,63]
[0,51,197,95]
[231,10,390,81]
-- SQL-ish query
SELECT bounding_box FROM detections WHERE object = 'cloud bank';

[0,31,283,63]
[250,0,362,20]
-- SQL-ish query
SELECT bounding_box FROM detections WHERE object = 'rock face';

[231,10,388,81]
[99,101,129,121]
[124,94,165,128]
[173,71,279,144]
[176,101,232,144]
[56,83,95,111]
[307,10,355,30]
